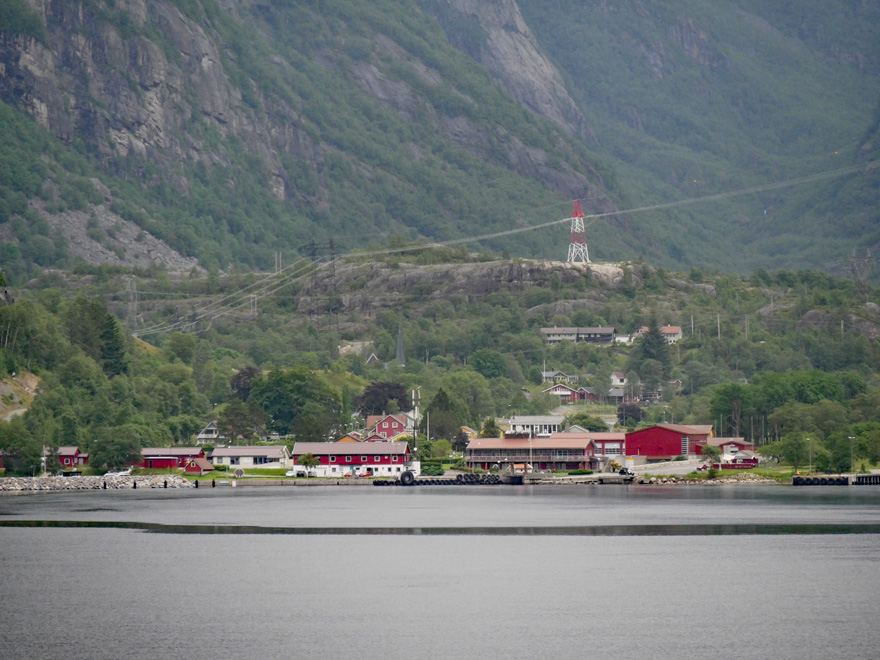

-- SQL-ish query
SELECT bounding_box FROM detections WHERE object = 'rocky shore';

[0,475,194,491]
[639,473,780,486]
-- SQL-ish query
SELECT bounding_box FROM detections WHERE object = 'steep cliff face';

[1,0,323,206]
[421,0,593,142]
[0,0,621,273]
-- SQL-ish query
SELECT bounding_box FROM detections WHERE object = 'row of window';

[332,455,399,463]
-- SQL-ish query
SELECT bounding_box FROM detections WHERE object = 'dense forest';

[2,255,879,476]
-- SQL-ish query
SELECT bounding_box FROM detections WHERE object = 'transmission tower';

[850,248,873,300]
[126,277,138,330]
[566,200,590,263]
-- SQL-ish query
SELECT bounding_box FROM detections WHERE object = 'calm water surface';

[1,485,879,660]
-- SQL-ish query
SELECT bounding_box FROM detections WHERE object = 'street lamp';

[849,436,855,475]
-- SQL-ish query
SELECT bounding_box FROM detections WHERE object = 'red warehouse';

[624,424,712,462]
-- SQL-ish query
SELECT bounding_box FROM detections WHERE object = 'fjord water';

[2,485,879,660]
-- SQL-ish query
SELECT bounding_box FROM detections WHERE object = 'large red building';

[292,441,412,477]
[624,424,712,462]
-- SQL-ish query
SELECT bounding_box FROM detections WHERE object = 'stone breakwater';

[639,473,780,486]
[0,475,194,491]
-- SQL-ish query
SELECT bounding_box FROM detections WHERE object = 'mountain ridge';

[0,0,877,282]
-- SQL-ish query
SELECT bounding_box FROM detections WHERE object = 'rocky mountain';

[0,0,878,282]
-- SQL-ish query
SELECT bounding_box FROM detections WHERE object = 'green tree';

[356,381,411,415]
[700,444,721,466]
[480,417,501,437]
[89,424,154,471]
[710,382,753,437]
[165,333,196,365]
[469,349,508,379]
[638,317,671,378]
[564,412,608,432]
[230,366,262,400]
[779,432,810,473]
[296,452,319,476]
[217,399,265,444]
[250,367,340,440]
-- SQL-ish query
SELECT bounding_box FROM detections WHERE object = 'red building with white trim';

[366,414,412,439]
[292,441,412,477]
[58,446,89,468]
[135,447,205,469]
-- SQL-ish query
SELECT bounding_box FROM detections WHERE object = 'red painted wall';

[625,427,708,458]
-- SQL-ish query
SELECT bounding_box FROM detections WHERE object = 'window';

[361,456,367,462]
[374,456,380,462]
[392,456,398,462]
[345,455,352,463]
[330,456,336,463]
[681,436,690,455]
[382,422,388,428]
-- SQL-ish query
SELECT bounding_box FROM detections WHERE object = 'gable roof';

[141,447,203,457]
[210,446,288,459]
[292,441,409,457]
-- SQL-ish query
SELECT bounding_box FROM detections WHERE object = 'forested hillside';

[0,0,878,283]
[2,256,880,475]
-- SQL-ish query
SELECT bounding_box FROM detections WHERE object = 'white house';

[209,445,290,469]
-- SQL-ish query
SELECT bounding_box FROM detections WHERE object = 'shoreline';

[0,472,784,492]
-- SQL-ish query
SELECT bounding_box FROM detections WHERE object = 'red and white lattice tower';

[566,200,590,263]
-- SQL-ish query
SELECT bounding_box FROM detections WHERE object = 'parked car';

[618,467,635,476]
[285,468,315,478]
[696,464,710,471]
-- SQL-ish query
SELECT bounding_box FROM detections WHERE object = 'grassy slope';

[518,0,880,273]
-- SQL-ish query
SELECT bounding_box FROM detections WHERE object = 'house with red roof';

[635,325,683,344]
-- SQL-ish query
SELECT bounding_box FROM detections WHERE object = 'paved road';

[632,461,703,476]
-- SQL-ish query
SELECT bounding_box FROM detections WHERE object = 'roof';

[141,447,203,457]
[637,326,682,334]
[650,424,711,436]
[57,446,80,455]
[467,436,605,451]
[543,383,577,393]
[366,413,409,429]
[292,441,410,456]
[702,437,751,447]
[210,446,287,459]
[549,432,625,442]
[186,457,215,471]
[540,327,616,335]
[508,415,565,425]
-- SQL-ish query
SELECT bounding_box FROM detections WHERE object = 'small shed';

[184,457,215,476]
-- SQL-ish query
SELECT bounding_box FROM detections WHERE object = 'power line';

[132,160,877,338]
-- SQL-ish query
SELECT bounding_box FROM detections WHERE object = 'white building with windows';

[209,445,290,469]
